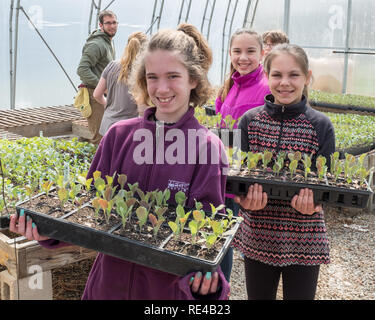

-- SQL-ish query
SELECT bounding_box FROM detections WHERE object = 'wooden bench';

[0,230,96,300]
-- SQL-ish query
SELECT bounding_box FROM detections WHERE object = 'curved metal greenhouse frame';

[5,0,375,110]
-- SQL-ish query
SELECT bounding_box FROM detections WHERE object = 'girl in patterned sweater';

[232,44,335,300]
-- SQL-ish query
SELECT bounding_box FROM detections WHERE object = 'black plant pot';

[15,199,242,276]
[226,173,373,209]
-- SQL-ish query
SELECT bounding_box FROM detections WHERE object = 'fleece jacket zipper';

[276,105,286,152]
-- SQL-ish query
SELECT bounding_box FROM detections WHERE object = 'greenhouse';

[0,0,375,302]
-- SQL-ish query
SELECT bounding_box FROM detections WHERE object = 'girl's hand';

[9,209,50,241]
[234,183,267,211]
[291,188,322,215]
[190,271,219,295]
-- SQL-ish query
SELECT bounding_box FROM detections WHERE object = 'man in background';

[77,10,117,144]
[262,30,289,57]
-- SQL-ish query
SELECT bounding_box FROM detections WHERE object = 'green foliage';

[261,150,273,170]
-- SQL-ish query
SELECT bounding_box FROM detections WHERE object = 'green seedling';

[261,150,273,170]
[148,213,165,238]
[200,231,218,249]
[91,197,101,218]
[288,159,298,179]
[302,153,313,180]
[115,198,134,229]
[316,155,328,181]
[330,151,340,175]
[175,191,186,207]
[188,209,206,244]
[93,172,106,197]
[344,153,356,184]
[209,203,225,220]
[223,114,236,130]
[247,152,262,171]
[136,206,148,233]
[57,187,69,210]
[41,180,54,197]
[117,173,127,190]
[288,151,302,163]
[168,205,191,240]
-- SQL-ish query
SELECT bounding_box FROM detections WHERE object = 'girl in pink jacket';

[215,29,270,128]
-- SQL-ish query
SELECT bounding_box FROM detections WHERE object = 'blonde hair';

[219,29,263,102]
[264,43,310,98]
[129,23,213,107]
[118,32,148,84]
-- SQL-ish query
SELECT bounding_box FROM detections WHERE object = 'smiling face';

[145,49,197,123]
[267,52,312,106]
[99,15,118,38]
[229,33,263,76]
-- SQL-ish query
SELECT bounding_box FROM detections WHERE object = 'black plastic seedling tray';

[15,201,242,276]
[226,174,373,209]
[0,215,10,230]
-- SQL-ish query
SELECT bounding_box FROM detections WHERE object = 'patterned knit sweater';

[232,95,335,266]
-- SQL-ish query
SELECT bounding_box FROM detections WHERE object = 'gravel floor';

[229,206,375,300]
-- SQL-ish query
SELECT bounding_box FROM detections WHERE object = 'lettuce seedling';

[209,203,225,220]
[175,191,186,207]
[115,197,134,229]
[41,180,53,197]
[168,205,191,240]
[344,153,356,184]
[302,153,312,180]
[117,173,127,190]
[136,206,148,233]
[188,209,206,244]
[330,151,340,175]
[261,150,273,171]
[148,213,165,239]
[288,159,298,179]
[316,155,328,181]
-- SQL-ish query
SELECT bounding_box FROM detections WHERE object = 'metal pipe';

[243,0,252,27]
[223,0,239,81]
[145,16,159,35]
[342,0,352,94]
[206,0,216,40]
[333,50,375,55]
[178,0,185,24]
[103,0,116,11]
[9,0,15,109]
[157,0,165,30]
[201,0,216,41]
[150,0,158,34]
[283,0,290,36]
[12,0,21,110]
[250,0,259,28]
[95,0,102,28]
[88,0,94,35]
[221,0,232,83]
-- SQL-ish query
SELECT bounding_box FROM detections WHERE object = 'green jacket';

[77,30,116,88]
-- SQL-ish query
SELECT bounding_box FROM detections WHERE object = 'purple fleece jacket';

[215,65,270,128]
[39,107,230,300]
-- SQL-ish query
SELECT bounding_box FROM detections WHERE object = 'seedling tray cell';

[15,201,242,276]
[0,215,10,230]
[226,174,372,209]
